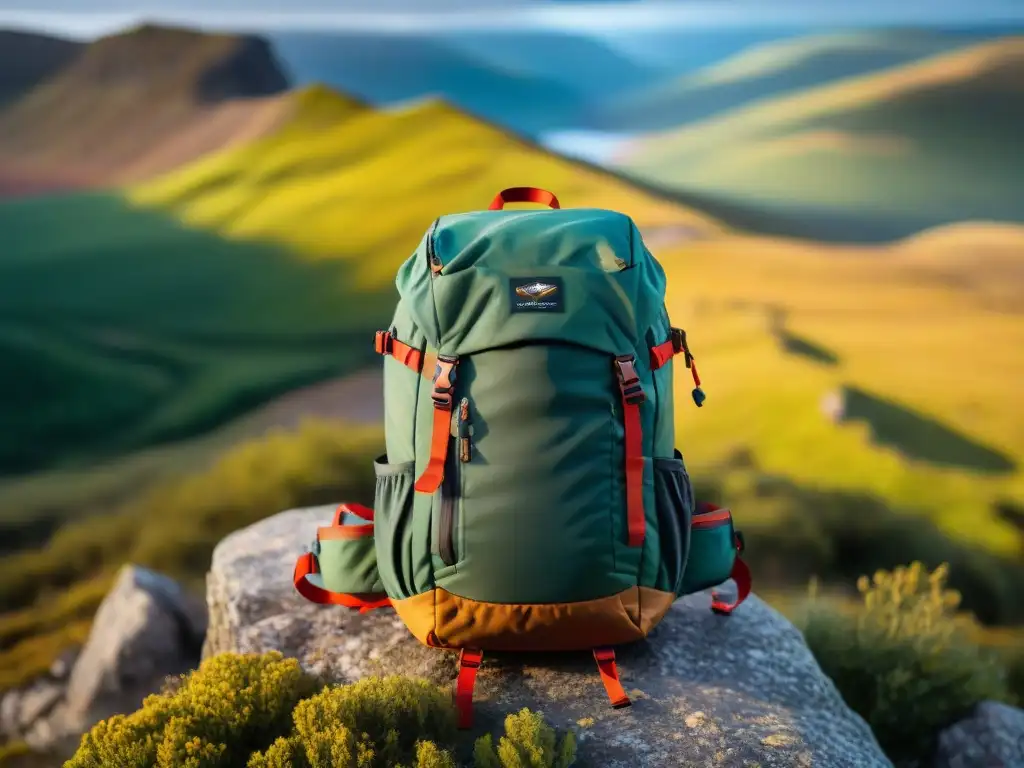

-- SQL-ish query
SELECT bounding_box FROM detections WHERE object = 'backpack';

[293,187,752,728]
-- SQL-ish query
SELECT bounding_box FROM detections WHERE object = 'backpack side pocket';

[293,503,390,612]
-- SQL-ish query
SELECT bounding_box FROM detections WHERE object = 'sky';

[2,0,1024,39]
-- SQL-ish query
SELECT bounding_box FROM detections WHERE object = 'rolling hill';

[589,29,996,132]
[269,31,591,137]
[617,37,1024,239]
[0,24,294,189]
[0,76,713,488]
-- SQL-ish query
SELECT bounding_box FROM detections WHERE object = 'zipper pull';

[458,398,472,462]
[677,329,706,408]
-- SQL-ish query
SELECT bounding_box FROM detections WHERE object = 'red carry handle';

[488,187,560,210]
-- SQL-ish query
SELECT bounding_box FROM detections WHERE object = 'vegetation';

[799,563,1017,766]
[0,421,381,692]
[622,37,1024,240]
[66,651,576,768]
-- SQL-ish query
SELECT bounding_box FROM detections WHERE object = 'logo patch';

[509,277,565,313]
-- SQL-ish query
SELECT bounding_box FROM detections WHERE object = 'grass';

[0,420,382,693]
[0,191,384,482]
[621,37,1024,238]
[659,228,1024,567]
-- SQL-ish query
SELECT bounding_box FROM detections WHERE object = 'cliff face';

[0,24,292,188]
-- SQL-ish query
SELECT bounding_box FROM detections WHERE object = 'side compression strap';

[593,647,631,709]
[613,355,646,548]
[711,540,752,615]
[415,355,458,494]
[454,648,484,729]
[292,552,391,613]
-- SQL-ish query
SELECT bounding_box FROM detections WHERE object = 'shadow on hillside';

[839,385,1015,474]
[694,463,1024,626]
[778,331,839,366]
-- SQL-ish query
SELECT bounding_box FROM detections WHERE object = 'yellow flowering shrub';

[800,562,1012,766]
[65,651,317,768]
[66,652,577,768]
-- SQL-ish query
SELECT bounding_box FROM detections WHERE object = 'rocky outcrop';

[933,700,1024,768]
[0,565,207,757]
[205,505,894,768]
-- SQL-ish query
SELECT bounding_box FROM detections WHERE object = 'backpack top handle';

[488,187,560,210]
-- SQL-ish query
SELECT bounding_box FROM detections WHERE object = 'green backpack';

[293,187,751,727]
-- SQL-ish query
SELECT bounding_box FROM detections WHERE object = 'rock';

[206,506,894,768]
[48,648,79,681]
[932,700,1024,768]
[821,388,846,424]
[9,564,207,756]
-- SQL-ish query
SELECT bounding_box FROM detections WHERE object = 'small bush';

[67,652,577,768]
[800,562,1012,766]
[248,675,459,768]
[473,709,576,768]
[66,651,317,768]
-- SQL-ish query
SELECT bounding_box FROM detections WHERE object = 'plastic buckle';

[614,355,646,405]
[459,649,483,669]
[593,648,616,663]
[374,330,393,355]
[671,328,693,367]
[431,355,459,410]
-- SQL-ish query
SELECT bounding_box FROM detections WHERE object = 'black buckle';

[671,328,693,367]
[374,330,393,355]
[614,355,646,405]
[431,355,458,410]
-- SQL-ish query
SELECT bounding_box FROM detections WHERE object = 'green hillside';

[592,29,979,132]
[618,37,1024,239]
[0,83,711,538]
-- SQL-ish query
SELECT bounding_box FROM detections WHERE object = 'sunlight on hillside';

[130,87,718,292]
[662,226,1024,556]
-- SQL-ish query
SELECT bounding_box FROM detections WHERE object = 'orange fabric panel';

[390,586,675,651]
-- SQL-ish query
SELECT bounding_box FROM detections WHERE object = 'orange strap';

[375,330,424,373]
[454,648,484,729]
[593,647,631,709]
[614,355,646,548]
[333,502,374,523]
[292,552,391,613]
[711,536,752,615]
[415,355,459,494]
[488,186,560,210]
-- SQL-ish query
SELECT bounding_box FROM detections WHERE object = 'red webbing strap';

[710,539,752,615]
[375,330,424,373]
[593,648,631,709]
[488,186,560,210]
[415,355,458,494]
[455,648,484,729]
[292,552,391,613]
[614,355,646,548]
[650,339,676,370]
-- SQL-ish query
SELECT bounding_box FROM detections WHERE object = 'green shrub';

[67,652,577,768]
[800,562,1012,766]
[66,651,317,768]
[472,709,576,768]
